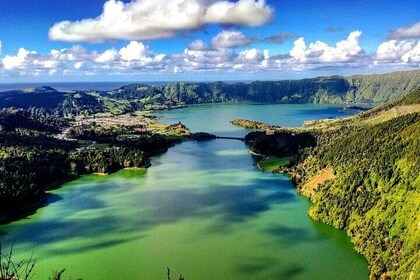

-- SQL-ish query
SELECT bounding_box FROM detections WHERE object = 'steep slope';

[114,69,420,104]
[1,70,419,116]
[246,88,420,279]
[297,113,420,279]
[344,70,420,103]
[356,88,420,121]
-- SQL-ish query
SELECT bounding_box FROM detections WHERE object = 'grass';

[257,156,291,172]
[92,143,110,149]
[301,167,335,197]
[361,108,396,125]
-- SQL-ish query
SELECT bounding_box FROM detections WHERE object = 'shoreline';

[0,166,150,225]
[0,132,371,278]
[248,150,266,157]
[255,155,370,264]
[0,125,204,225]
[0,196,47,225]
[0,134,201,226]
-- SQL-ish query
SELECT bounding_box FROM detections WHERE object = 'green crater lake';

[0,104,368,279]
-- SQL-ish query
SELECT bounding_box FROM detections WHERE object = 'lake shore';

[0,103,372,279]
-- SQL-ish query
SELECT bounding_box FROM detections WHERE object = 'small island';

[230,118,282,133]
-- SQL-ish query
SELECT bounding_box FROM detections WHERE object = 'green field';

[257,156,291,171]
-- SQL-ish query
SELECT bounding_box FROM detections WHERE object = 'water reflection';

[0,104,368,280]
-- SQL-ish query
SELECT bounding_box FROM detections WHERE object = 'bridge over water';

[215,136,247,141]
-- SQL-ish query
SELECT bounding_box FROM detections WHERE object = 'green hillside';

[153,69,420,104]
[1,70,419,118]
[299,113,419,279]
[246,89,420,279]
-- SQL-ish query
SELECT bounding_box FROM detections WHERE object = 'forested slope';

[1,70,418,118]
[296,113,420,279]
[152,70,420,104]
[138,70,419,104]
[0,110,179,219]
[246,89,420,279]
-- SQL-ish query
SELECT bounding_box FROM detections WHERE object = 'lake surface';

[0,104,368,279]
[155,103,356,137]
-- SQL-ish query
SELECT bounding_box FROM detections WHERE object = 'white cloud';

[239,48,264,60]
[1,30,419,78]
[95,49,119,63]
[119,41,148,61]
[173,66,182,73]
[49,0,273,43]
[182,43,235,70]
[376,39,420,64]
[289,38,307,62]
[74,61,84,70]
[401,41,420,63]
[0,41,167,76]
[2,48,36,70]
[49,0,204,42]
[204,0,273,27]
[390,22,420,40]
[187,40,211,51]
[264,32,296,44]
[211,30,255,48]
[41,60,62,69]
[289,31,363,64]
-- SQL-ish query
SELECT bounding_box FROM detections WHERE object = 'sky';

[0,0,419,82]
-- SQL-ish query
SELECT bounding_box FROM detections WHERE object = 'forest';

[0,70,419,119]
[0,109,182,219]
[246,89,420,279]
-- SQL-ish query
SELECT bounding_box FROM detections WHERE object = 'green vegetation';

[66,124,141,142]
[246,89,420,279]
[0,105,216,221]
[1,70,419,119]
[300,113,420,280]
[0,244,78,280]
[0,109,187,219]
[156,70,419,104]
[355,88,420,120]
[1,244,185,280]
[230,119,281,130]
[257,156,291,172]
[245,130,316,157]
[0,87,137,118]
[0,72,419,278]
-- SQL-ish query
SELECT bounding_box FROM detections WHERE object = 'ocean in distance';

[0,81,252,92]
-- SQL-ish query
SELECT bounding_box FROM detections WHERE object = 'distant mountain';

[96,70,420,104]
[1,70,419,117]
[108,69,420,104]
[0,87,136,117]
[0,86,67,110]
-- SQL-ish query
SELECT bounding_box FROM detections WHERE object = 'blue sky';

[0,0,419,82]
